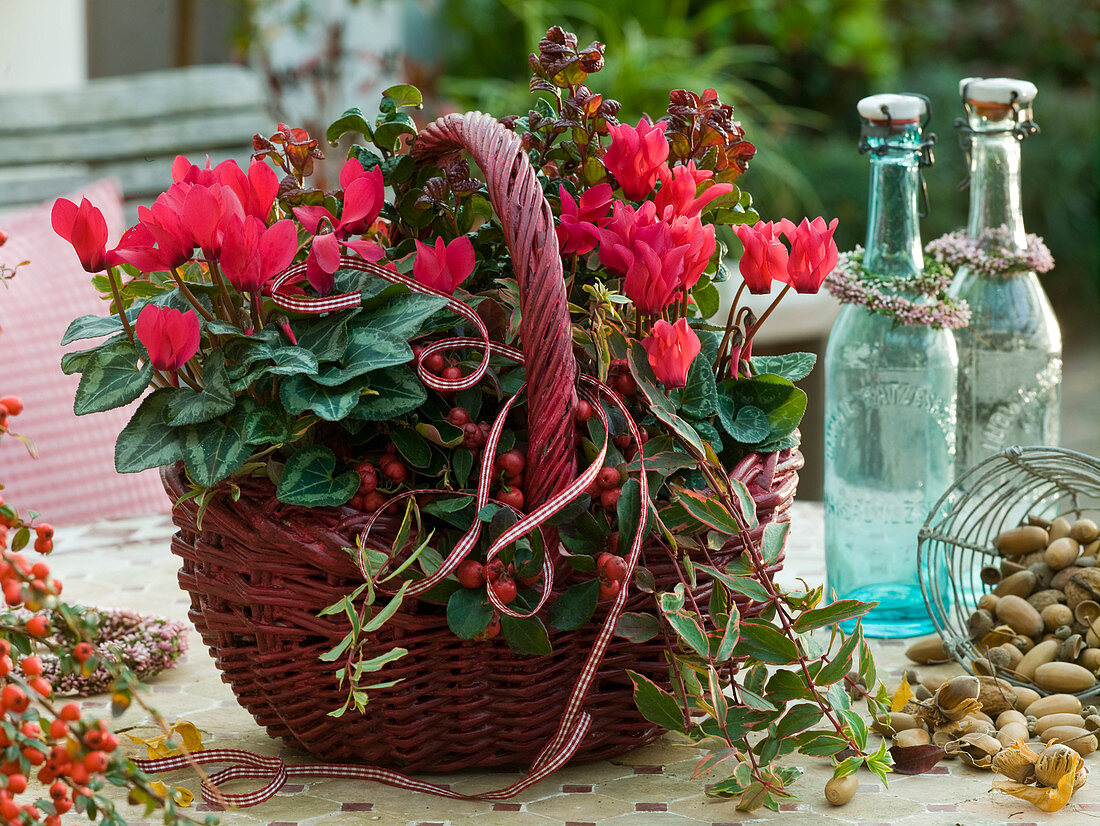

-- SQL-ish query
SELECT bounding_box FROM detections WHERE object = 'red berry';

[0,798,16,820]
[22,748,44,766]
[2,583,20,607]
[484,560,506,583]
[497,486,524,511]
[28,678,51,698]
[496,449,525,478]
[33,524,52,541]
[424,352,445,373]
[5,776,25,795]
[381,459,409,485]
[33,537,52,555]
[600,488,621,510]
[447,407,471,427]
[489,577,517,605]
[455,560,484,589]
[599,578,621,600]
[597,466,622,491]
[613,434,632,451]
[30,562,49,580]
[68,764,89,785]
[20,655,42,677]
[59,703,81,722]
[73,642,94,663]
[83,751,109,773]
[474,613,501,640]
[49,782,67,802]
[574,399,593,422]
[356,463,378,494]
[0,397,23,416]
[0,657,9,677]
[614,374,637,396]
[362,491,387,513]
[49,719,68,740]
[1,685,27,714]
[441,365,463,382]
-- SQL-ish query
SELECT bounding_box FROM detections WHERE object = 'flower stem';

[743,283,791,353]
[714,281,746,373]
[104,266,136,348]
[170,268,215,322]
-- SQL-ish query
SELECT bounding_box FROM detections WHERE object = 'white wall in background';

[0,0,87,92]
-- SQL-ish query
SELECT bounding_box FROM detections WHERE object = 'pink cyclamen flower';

[51,197,110,273]
[666,213,716,291]
[778,217,839,294]
[219,216,298,294]
[654,162,733,219]
[603,118,669,200]
[112,185,196,272]
[734,221,789,294]
[643,318,701,390]
[412,236,475,295]
[621,221,687,316]
[556,183,612,255]
[135,304,200,373]
[293,159,384,238]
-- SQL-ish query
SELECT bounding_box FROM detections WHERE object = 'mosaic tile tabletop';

[47,503,1100,825]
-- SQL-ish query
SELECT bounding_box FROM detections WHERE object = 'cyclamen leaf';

[73,347,153,415]
[114,389,182,473]
[349,366,427,421]
[164,351,235,426]
[276,446,359,507]
[750,352,817,382]
[180,409,251,487]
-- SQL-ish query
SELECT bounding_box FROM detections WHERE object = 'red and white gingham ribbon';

[139,259,651,808]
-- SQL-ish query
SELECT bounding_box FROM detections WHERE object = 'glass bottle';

[824,94,957,638]
[951,77,1061,473]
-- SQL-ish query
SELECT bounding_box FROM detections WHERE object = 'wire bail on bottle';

[955,78,1040,190]
[857,94,936,218]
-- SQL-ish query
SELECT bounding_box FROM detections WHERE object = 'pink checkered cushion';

[0,179,171,525]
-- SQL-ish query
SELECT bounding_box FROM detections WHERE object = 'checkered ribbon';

[136,257,651,808]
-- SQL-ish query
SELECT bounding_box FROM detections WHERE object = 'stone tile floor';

[45,502,1100,825]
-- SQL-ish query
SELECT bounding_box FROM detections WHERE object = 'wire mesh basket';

[918,446,1100,699]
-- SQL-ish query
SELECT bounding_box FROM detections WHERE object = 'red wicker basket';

[161,112,803,772]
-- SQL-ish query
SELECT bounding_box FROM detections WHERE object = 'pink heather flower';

[135,304,200,372]
[412,236,476,295]
[643,318,701,389]
[556,184,612,255]
[655,162,733,219]
[51,197,110,273]
[778,217,839,294]
[734,221,789,294]
[603,118,670,200]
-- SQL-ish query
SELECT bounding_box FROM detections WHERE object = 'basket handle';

[411,112,577,509]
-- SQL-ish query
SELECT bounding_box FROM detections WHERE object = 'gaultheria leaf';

[613,612,661,643]
[501,615,552,656]
[547,580,601,631]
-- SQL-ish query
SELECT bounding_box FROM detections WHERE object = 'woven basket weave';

[162,112,803,771]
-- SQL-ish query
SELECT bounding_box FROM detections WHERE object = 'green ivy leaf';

[276,445,359,507]
[446,588,494,639]
[501,614,552,656]
[547,579,600,631]
[626,670,686,734]
[114,388,183,473]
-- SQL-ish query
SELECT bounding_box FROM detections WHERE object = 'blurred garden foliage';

[434,0,1098,329]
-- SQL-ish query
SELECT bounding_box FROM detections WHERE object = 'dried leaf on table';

[888,743,947,775]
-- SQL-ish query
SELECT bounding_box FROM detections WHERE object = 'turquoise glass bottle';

[824,94,957,638]
[950,78,1061,472]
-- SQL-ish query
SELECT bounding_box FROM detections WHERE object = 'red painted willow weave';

[158,113,802,787]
